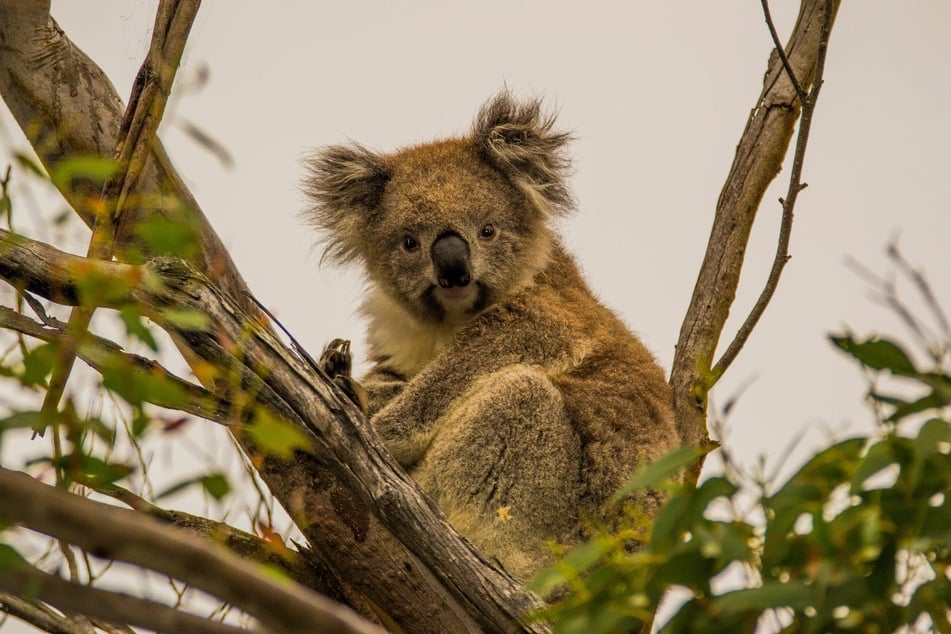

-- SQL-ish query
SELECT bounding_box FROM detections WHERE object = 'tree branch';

[1,590,90,634]
[669,0,840,457]
[0,565,250,634]
[94,482,333,596]
[712,0,835,381]
[0,229,538,631]
[38,0,201,439]
[0,304,231,422]
[0,467,386,634]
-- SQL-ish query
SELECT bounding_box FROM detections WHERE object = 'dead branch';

[94,482,332,595]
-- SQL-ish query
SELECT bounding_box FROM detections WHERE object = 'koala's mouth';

[421,282,487,321]
[437,285,477,302]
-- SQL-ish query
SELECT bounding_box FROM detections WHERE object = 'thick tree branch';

[95,482,333,596]
[0,564,250,634]
[0,467,386,634]
[0,229,538,632]
[669,0,840,455]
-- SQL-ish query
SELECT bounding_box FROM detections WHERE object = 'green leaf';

[21,343,56,386]
[915,418,951,457]
[528,537,611,596]
[155,472,231,502]
[851,440,898,493]
[200,473,231,500]
[118,306,159,352]
[101,361,186,411]
[161,307,210,331]
[0,411,49,432]
[830,335,917,376]
[58,455,133,489]
[613,445,709,501]
[48,156,118,190]
[246,409,313,459]
[714,580,813,614]
[134,216,201,259]
[0,544,27,571]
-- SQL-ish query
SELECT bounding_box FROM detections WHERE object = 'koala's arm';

[360,365,408,418]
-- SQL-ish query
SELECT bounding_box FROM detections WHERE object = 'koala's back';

[306,91,678,580]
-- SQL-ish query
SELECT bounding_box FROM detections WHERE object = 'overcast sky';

[2,2,950,630]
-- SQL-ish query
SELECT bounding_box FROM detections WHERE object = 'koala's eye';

[479,224,496,239]
[402,235,420,252]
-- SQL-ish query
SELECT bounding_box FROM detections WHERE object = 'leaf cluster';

[535,335,951,633]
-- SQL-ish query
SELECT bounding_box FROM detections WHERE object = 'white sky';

[2,1,950,631]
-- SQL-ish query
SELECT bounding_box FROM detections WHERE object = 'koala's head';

[304,91,573,324]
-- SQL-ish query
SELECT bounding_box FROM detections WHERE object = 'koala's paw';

[320,338,353,379]
[319,339,368,414]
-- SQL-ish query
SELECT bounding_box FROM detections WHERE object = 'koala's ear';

[473,91,575,216]
[303,144,391,264]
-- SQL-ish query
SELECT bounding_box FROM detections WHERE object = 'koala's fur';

[305,92,678,580]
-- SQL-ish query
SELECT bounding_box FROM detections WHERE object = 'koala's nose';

[431,232,471,288]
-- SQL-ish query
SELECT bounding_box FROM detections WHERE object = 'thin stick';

[761,0,808,101]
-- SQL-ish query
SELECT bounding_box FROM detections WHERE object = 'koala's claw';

[320,338,353,378]
[320,338,367,413]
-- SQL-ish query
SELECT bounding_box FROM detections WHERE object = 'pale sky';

[1,2,950,631]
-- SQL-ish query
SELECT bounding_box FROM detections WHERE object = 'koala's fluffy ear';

[473,91,575,216]
[303,144,391,264]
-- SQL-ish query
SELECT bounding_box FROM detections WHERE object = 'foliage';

[534,332,951,633]
[0,162,302,578]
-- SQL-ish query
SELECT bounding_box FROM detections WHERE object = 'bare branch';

[39,0,200,440]
[1,590,88,634]
[712,0,836,381]
[0,562,251,634]
[95,483,333,595]
[669,0,840,456]
[0,467,387,634]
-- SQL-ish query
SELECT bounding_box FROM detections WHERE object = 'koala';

[305,91,678,580]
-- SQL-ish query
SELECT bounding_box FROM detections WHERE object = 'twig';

[887,243,951,340]
[761,0,808,101]
[711,0,836,382]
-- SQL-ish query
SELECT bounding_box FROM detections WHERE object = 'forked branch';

[669,0,840,457]
[711,0,836,381]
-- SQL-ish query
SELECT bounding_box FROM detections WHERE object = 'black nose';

[431,232,471,288]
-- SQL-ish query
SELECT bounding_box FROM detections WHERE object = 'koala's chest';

[361,288,467,377]
[370,321,461,378]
